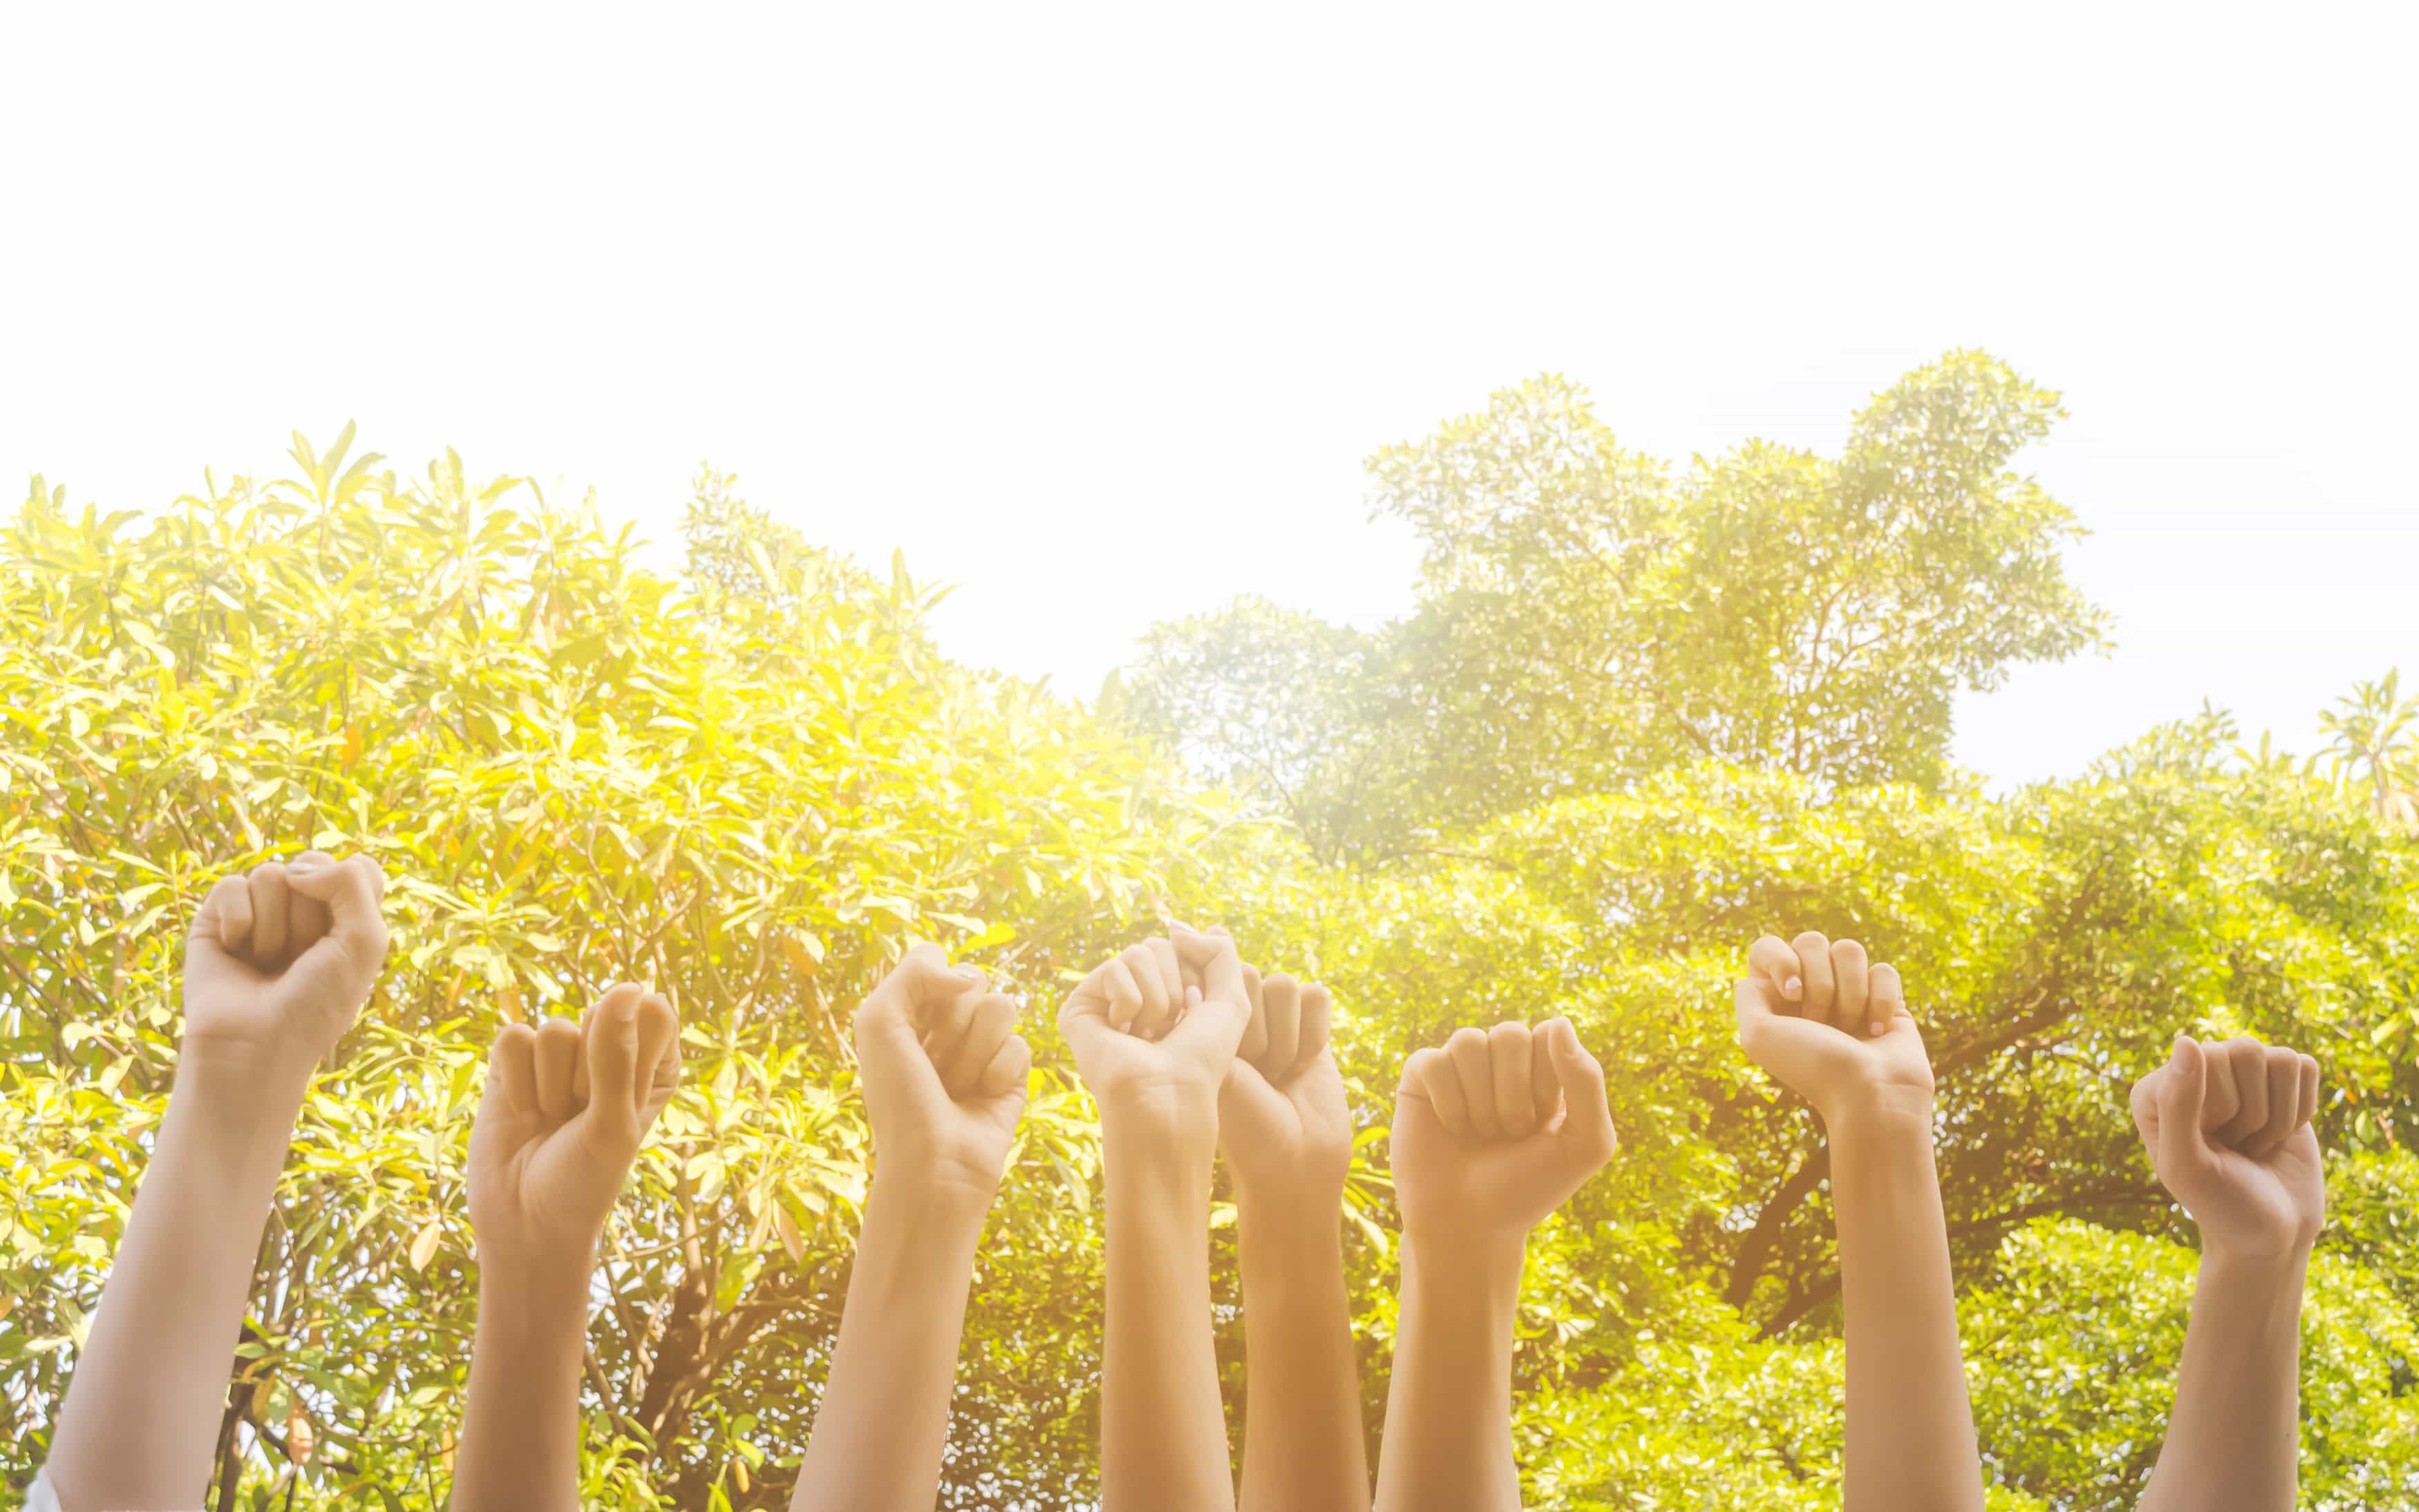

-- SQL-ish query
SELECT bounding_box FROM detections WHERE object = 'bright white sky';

[3,4,2411,786]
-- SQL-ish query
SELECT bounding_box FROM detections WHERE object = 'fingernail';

[1782,976,1802,1000]
[1867,1021,1885,1037]
[1186,985,1202,1009]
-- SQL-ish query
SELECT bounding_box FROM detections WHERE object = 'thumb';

[1543,1019,1617,1171]
[1171,924,1250,1013]
[2156,1035,2210,1175]
[581,987,648,1146]
[855,945,966,1077]
[1169,983,1250,1064]
[1218,1053,1288,1131]
[1056,964,1119,1062]
[283,855,390,992]
[1167,927,1250,1063]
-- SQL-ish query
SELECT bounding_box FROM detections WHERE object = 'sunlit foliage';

[6,359,2417,1509]
[1,440,1228,1506]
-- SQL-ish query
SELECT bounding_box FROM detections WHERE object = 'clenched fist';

[1391,1018,1617,1240]
[1060,923,1252,1153]
[853,943,1033,1204]
[2131,1035,2324,1261]
[1220,966,1348,1210]
[468,985,682,1269]
[182,851,388,1079]
[1736,932,1932,1126]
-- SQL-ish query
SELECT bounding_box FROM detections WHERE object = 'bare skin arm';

[792,945,1032,1512]
[452,985,681,1511]
[1061,925,1254,1512]
[2132,1034,2324,1512]
[1375,1018,1617,1512]
[1221,967,1370,1511]
[44,853,387,1512]
[1740,932,1983,1512]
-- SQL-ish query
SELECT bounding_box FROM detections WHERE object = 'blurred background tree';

[2321,670,2419,833]
[1114,351,2110,862]
[5,355,2415,1509]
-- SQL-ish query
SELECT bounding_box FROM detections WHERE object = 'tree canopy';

[6,361,2416,1509]
[1115,352,2109,862]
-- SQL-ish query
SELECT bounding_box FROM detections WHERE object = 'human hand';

[2131,1035,2324,1263]
[1735,932,1933,1127]
[852,943,1033,1207]
[1220,965,1349,1209]
[467,984,681,1272]
[1390,1019,1616,1240]
[1059,923,1252,1155]
[181,851,389,1081]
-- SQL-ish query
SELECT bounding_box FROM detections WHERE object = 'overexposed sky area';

[3,4,2412,786]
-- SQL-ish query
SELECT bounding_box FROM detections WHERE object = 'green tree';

[1120,352,2109,861]
[8,404,2416,1512]
[1122,357,2416,1504]
[2321,670,2419,833]
[0,437,1224,1507]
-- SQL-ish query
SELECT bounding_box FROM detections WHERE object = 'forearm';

[1236,1192,1368,1512]
[1828,1104,1983,1512]
[1103,1124,1232,1512]
[1374,1230,1523,1512]
[2139,1247,2308,1512]
[46,1054,310,1511]
[451,1255,593,1512]
[793,1173,991,1512]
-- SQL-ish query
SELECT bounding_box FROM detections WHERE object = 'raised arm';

[1060,925,1254,1512]
[452,985,682,1511]
[792,944,1033,1512]
[43,852,388,1512]
[1738,932,1982,1512]
[1219,966,1369,1511]
[2132,1034,2324,1512]
[1375,1018,1617,1512]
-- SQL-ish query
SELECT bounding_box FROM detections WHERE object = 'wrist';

[177,1021,328,1093]
[2199,1235,2315,1282]
[1103,1100,1220,1172]
[471,1251,597,1374]
[467,1264,591,1401]
[865,1166,994,1247]
[158,1054,314,1182]
[474,1234,600,1299]
[1820,1089,1937,1145]
[171,1043,314,1123]
[1106,1127,1215,1218]
[1400,1224,1526,1289]
[1397,1227,1525,1367]
[1232,1162,1348,1224]
[873,1144,1006,1218]
[1238,1189,1344,1267]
